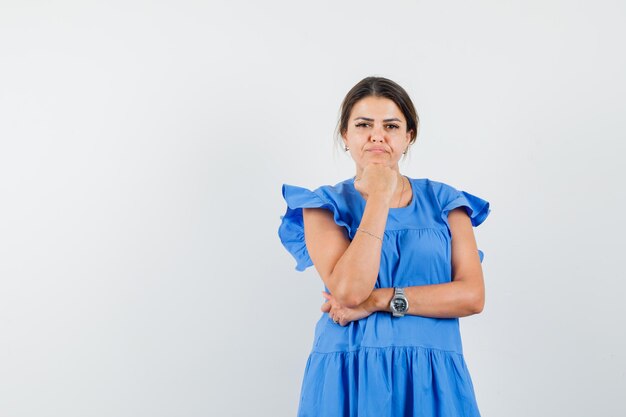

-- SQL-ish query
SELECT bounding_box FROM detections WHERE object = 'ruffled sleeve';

[436,182,491,263]
[278,184,351,271]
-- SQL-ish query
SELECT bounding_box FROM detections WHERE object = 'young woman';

[278,76,491,416]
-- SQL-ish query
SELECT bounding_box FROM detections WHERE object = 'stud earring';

[345,145,350,151]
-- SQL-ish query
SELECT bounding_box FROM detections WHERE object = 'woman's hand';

[354,163,399,202]
[320,291,377,326]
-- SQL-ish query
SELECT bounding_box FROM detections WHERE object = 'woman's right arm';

[303,192,391,308]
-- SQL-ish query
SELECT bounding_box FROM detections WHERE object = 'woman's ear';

[341,133,348,148]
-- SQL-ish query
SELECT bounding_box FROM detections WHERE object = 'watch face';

[392,298,408,312]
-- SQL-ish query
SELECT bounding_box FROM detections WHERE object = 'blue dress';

[278,176,491,417]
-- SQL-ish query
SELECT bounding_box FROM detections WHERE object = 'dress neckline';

[349,175,415,211]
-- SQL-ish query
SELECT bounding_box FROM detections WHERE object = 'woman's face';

[342,96,412,170]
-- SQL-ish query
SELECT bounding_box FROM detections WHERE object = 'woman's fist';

[354,163,400,203]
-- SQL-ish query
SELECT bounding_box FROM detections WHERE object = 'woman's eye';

[356,123,369,128]
[387,124,399,129]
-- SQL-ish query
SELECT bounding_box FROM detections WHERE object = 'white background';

[1,1,625,416]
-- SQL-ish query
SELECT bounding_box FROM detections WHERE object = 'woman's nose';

[370,129,384,142]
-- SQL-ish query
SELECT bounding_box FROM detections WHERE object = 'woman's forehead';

[351,97,405,121]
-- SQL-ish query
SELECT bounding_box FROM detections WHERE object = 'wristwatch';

[389,287,409,317]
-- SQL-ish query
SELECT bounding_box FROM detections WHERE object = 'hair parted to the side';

[334,76,420,161]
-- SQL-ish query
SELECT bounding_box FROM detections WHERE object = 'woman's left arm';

[368,207,485,318]
[322,208,486,323]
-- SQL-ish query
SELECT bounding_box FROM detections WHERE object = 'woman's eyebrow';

[353,117,402,122]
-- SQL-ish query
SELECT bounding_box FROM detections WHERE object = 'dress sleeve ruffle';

[278,184,351,271]
[440,187,491,263]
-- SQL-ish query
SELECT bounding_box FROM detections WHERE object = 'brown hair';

[334,76,419,160]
